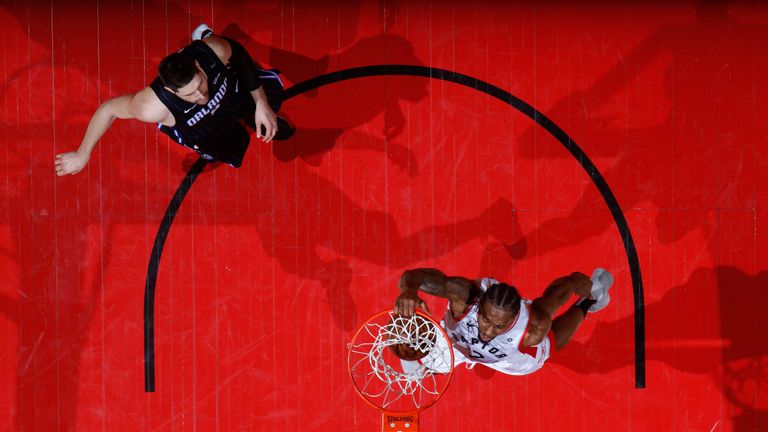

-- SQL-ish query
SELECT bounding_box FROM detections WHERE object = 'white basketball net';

[348,312,453,410]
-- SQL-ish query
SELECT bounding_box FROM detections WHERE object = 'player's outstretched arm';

[531,272,593,318]
[395,268,474,317]
[523,271,593,347]
[55,90,166,176]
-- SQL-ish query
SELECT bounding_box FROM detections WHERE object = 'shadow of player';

[511,2,768,257]
[551,266,768,430]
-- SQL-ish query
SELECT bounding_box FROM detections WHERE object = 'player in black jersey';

[55,24,294,174]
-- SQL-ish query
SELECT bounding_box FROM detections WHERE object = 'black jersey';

[151,39,277,167]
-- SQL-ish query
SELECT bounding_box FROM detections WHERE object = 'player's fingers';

[419,300,430,315]
[261,121,273,141]
[403,301,414,317]
[268,119,278,142]
[400,302,409,316]
[263,124,274,142]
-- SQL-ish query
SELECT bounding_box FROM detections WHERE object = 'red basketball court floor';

[1,1,766,431]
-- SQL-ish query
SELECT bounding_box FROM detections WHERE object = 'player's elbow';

[96,98,119,115]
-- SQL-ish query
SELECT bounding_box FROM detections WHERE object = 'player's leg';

[550,268,614,350]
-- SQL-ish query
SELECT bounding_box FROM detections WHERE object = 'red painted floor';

[1,1,767,431]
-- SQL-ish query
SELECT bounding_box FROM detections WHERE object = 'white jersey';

[442,277,551,375]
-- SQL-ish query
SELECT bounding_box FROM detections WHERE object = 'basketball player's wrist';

[251,88,271,111]
[571,296,596,317]
[75,147,92,161]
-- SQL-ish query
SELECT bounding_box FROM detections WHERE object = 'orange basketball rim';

[347,309,455,431]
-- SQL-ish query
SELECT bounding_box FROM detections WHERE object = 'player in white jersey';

[393,267,613,375]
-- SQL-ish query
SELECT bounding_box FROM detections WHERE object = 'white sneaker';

[588,268,613,312]
[192,23,213,41]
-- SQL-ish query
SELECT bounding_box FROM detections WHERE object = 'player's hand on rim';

[394,291,429,317]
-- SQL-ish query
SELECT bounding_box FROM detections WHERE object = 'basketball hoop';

[348,309,454,431]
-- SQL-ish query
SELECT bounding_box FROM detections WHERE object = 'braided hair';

[480,282,521,316]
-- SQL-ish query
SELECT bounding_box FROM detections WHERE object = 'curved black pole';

[144,64,646,392]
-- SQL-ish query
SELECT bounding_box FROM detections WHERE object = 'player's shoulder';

[444,277,480,319]
[201,35,232,63]
[130,87,170,122]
